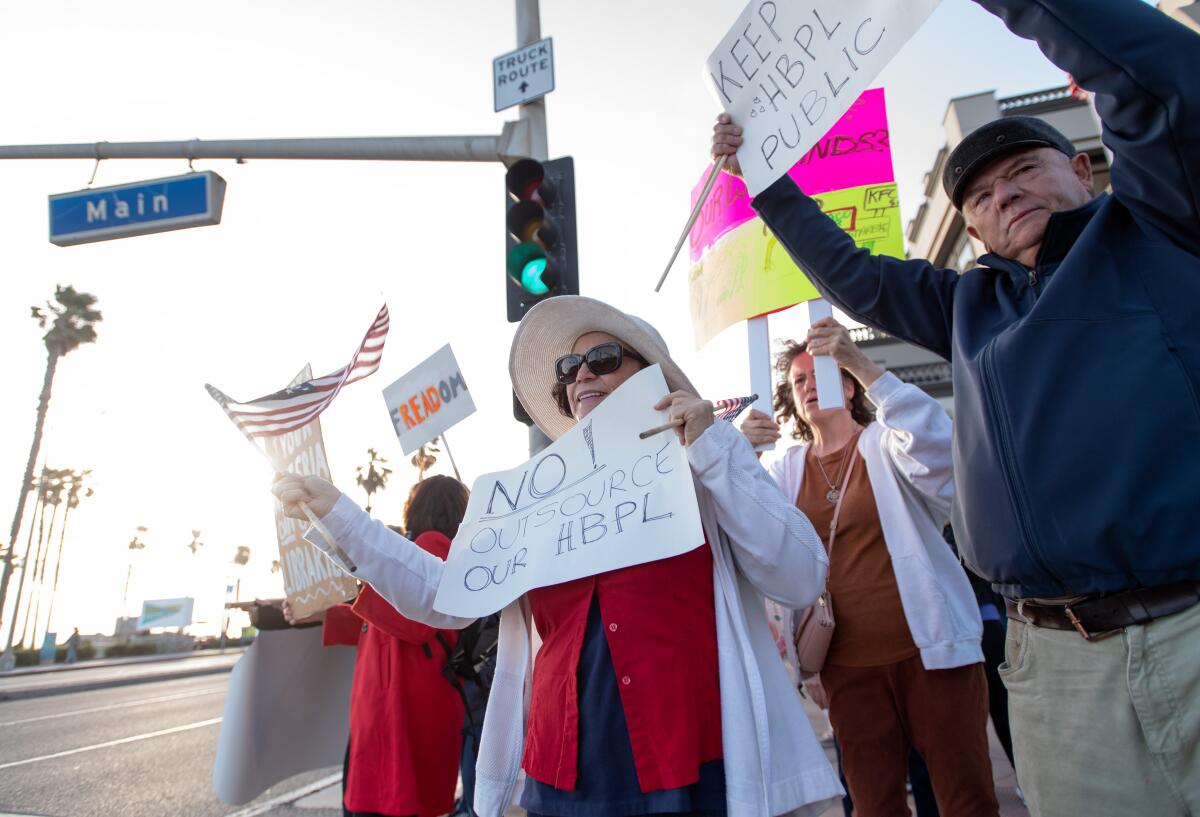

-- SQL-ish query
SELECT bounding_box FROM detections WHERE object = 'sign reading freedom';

[433,366,704,618]
[706,0,939,196]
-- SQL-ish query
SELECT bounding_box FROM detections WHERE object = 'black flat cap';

[943,115,1076,209]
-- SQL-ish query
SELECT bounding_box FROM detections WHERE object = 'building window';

[950,231,976,272]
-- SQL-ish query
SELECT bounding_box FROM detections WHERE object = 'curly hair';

[773,339,875,441]
[402,475,470,540]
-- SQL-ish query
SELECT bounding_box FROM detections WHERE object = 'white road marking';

[0,717,222,771]
[222,771,343,817]
[0,686,226,727]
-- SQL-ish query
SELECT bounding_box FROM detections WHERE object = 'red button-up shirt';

[522,542,722,793]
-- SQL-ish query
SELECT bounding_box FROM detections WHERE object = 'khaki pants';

[1001,600,1200,817]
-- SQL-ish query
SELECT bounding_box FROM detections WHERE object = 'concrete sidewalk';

[0,648,245,701]
[285,695,1026,817]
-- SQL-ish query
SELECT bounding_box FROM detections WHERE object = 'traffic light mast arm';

[0,123,537,164]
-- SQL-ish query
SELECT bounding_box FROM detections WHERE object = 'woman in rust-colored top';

[741,318,998,817]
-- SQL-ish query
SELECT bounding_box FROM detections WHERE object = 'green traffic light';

[521,257,550,295]
[507,241,553,296]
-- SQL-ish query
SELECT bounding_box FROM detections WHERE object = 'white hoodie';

[767,372,984,671]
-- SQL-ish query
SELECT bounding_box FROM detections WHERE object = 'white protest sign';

[433,365,704,618]
[383,343,476,456]
[806,299,845,410]
[706,0,940,195]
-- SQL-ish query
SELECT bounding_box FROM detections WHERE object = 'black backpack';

[435,613,500,687]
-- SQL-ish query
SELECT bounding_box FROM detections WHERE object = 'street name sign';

[493,37,555,112]
[48,170,226,246]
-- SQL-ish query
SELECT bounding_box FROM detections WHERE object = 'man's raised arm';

[977,0,1200,254]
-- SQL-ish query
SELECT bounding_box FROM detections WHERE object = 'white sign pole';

[747,315,775,452]
[440,431,464,483]
[806,300,844,410]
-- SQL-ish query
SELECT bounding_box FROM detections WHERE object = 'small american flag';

[206,304,390,440]
[714,394,758,423]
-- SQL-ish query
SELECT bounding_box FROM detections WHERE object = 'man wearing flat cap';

[712,1,1200,815]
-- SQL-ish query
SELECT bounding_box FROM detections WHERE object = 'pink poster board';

[689,88,895,262]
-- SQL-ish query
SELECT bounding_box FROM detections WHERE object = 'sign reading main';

[48,171,226,246]
[433,365,704,618]
[493,37,555,112]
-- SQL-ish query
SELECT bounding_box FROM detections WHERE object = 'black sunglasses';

[554,342,647,385]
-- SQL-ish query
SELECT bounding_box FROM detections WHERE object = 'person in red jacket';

[309,475,469,817]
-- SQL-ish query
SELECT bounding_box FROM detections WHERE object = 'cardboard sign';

[688,217,822,349]
[264,366,357,620]
[383,344,476,456]
[213,628,355,805]
[705,0,939,195]
[433,366,704,618]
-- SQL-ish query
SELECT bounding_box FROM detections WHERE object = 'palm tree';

[355,448,392,514]
[0,287,101,664]
[122,526,147,613]
[410,437,440,482]
[3,469,50,654]
[232,546,251,567]
[22,468,67,649]
[42,469,92,637]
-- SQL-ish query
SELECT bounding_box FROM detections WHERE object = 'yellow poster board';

[687,182,903,349]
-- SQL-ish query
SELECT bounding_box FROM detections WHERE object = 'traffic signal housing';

[505,156,578,322]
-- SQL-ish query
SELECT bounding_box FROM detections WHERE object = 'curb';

[0,660,238,702]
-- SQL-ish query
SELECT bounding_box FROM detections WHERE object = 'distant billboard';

[138,597,195,629]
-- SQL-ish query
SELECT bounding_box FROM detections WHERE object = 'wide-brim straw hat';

[509,295,698,441]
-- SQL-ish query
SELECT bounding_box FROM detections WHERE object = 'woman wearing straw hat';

[273,295,844,817]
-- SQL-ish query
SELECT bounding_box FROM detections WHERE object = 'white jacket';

[767,372,983,671]
[308,419,843,817]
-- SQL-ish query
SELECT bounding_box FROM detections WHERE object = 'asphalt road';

[0,672,342,817]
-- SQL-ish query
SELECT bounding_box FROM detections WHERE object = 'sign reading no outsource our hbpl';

[433,365,704,618]
[383,344,476,455]
[48,171,226,246]
[706,0,940,196]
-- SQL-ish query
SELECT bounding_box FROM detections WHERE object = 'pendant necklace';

[813,431,860,503]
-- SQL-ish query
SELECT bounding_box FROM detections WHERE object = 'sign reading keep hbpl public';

[493,37,555,112]
[48,171,226,246]
[706,0,940,195]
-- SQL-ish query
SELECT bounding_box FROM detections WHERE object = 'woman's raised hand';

[271,473,341,520]
[739,408,782,449]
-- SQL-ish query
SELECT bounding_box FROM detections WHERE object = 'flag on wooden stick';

[205,305,390,441]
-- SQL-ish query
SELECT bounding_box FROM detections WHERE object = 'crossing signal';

[505,156,578,322]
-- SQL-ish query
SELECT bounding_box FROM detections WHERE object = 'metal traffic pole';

[515,0,555,458]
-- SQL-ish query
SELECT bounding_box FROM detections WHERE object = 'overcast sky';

[0,0,1072,640]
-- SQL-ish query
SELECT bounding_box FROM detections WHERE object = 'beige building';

[1160,0,1200,32]
[906,84,1110,273]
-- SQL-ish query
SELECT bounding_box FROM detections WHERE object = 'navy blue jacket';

[753,0,1200,598]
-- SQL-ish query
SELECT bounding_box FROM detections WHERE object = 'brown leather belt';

[1005,581,1200,641]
